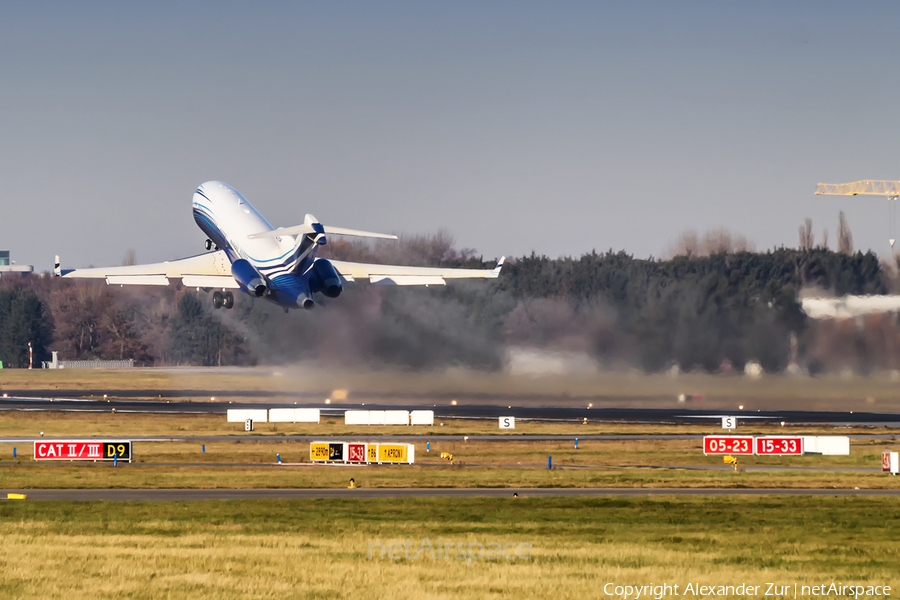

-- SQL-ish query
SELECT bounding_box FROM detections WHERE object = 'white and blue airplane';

[56,181,503,312]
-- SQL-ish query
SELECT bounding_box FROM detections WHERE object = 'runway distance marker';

[703,436,753,455]
[755,437,802,455]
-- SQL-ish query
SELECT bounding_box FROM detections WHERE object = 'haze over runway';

[4,2,900,269]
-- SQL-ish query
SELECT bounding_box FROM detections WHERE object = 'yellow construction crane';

[816,180,900,197]
[816,180,900,250]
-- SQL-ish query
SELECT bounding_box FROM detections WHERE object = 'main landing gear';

[212,291,234,309]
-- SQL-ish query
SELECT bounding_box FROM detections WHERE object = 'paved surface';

[3,395,900,425]
[5,487,900,501]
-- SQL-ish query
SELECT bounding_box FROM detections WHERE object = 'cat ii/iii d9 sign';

[34,441,132,462]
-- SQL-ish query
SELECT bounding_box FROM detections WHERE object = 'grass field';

[1,496,898,599]
[4,462,900,491]
[1,412,898,490]
[3,370,899,598]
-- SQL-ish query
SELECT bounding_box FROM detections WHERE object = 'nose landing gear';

[212,291,234,309]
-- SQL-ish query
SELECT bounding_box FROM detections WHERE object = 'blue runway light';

[202,444,206,453]
[13,447,16,458]
[548,455,552,470]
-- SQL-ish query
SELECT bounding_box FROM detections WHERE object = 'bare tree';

[821,228,829,250]
[799,218,814,250]
[702,228,754,254]
[670,228,754,258]
[670,230,701,258]
[122,249,137,266]
[837,211,853,255]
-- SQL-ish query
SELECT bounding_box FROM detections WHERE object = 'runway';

[3,395,900,425]
[6,487,900,501]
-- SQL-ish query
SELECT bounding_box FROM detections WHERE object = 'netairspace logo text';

[603,582,892,599]
[368,537,531,566]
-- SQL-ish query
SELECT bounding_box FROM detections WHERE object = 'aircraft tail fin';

[248,216,398,241]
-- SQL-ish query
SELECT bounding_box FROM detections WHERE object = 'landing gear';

[212,291,234,309]
[205,239,213,250]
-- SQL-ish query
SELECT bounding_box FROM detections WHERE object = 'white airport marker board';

[410,410,434,425]
[227,409,268,423]
[722,416,737,430]
[884,451,899,475]
[269,408,321,423]
[499,416,515,429]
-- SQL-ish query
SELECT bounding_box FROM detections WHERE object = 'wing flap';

[107,275,170,286]
[182,275,240,289]
[370,275,446,286]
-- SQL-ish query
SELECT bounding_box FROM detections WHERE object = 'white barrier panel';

[368,410,386,425]
[816,436,850,456]
[269,408,295,423]
[295,408,321,423]
[344,410,369,425]
[410,410,434,425]
[384,410,410,425]
[802,436,850,456]
[227,409,268,423]
[269,408,321,423]
[802,436,818,453]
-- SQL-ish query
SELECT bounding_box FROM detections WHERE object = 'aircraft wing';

[56,251,240,289]
[328,257,504,286]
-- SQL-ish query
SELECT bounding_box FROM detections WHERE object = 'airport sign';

[755,437,802,455]
[703,436,753,455]
[309,442,416,464]
[34,440,132,462]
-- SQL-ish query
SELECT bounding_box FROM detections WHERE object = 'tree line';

[0,231,891,373]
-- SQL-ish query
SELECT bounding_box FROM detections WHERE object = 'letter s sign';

[499,416,515,430]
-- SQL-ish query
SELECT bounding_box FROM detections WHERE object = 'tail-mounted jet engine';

[308,259,343,298]
[231,259,267,297]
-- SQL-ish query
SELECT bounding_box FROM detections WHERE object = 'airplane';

[55,181,503,312]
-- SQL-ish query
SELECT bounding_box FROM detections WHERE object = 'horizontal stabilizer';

[248,224,398,241]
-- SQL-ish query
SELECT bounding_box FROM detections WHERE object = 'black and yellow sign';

[378,444,408,463]
[328,443,344,461]
[310,443,330,461]
[105,441,132,460]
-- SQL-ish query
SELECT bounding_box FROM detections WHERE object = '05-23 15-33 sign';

[34,440,132,462]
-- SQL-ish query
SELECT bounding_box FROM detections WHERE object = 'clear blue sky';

[3,1,900,270]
